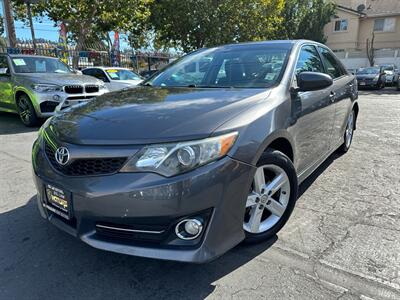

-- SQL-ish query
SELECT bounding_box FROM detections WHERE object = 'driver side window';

[0,56,10,74]
[295,45,324,75]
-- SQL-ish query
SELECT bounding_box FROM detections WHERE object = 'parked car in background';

[140,69,158,79]
[32,40,359,263]
[82,67,143,92]
[0,54,108,126]
[356,66,386,89]
[397,75,400,91]
[380,64,398,85]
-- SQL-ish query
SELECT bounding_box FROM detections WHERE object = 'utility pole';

[3,0,17,47]
[25,0,36,50]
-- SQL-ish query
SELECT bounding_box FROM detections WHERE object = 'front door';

[290,45,336,173]
[0,56,14,111]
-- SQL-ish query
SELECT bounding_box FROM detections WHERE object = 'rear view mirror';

[297,72,333,92]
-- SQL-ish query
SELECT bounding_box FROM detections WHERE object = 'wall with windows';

[358,16,400,49]
[324,10,361,51]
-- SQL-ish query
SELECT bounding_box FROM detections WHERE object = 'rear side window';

[83,69,108,82]
[318,47,346,79]
[295,45,324,74]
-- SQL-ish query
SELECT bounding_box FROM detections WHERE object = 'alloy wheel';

[243,164,291,234]
[18,97,33,125]
[345,111,354,148]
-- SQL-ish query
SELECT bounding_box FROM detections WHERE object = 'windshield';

[356,67,380,75]
[11,56,71,74]
[146,46,289,88]
[106,69,141,80]
[381,65,394,71]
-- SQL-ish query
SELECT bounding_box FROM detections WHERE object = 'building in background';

[324,0,400,69]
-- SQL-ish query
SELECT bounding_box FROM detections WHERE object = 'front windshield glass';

[146,46,289,88]
[356,67,380,75]
[11,56,71,74]
[106,69,141,80]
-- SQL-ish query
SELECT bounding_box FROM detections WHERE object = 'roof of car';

[83,67,130,70]
[5,54,61,59]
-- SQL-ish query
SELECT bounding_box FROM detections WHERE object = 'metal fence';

[0,42,174,73]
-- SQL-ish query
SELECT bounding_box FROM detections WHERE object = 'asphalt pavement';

[0,88,399,300]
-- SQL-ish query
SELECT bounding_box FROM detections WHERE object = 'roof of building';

[334,0,400,17]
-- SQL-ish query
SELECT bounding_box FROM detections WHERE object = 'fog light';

[53,95,61,101]
[175,218,203,240]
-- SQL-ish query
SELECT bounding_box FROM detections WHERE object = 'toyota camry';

[32,40,358,263]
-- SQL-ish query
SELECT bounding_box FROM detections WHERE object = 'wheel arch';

[255,130,296,166]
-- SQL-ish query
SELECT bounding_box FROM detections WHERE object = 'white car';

[82,67,143,92]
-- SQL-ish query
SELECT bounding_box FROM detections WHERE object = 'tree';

[150,0,284,53]
[0,16,4,36]
[366,32,375,67]
[12,0,152,64]
[277,0,335,43]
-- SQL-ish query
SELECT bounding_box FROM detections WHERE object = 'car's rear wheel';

[338,109,355,153]
[243,150,298,243]
[17,94,39,127]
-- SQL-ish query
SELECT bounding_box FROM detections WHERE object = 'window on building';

[374,18,396,32]
[334,19,348,32]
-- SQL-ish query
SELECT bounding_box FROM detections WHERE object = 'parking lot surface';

[0,88,399,300]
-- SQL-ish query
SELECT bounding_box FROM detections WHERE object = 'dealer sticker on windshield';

[12,59,27,66]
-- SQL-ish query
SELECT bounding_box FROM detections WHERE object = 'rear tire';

[243,150,298,243]
[17,94,39,127]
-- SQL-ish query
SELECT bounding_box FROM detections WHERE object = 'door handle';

[329,92,336,102]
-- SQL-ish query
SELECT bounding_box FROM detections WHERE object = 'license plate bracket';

[44,184,72,219]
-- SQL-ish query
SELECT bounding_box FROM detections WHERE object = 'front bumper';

[31,90,107,118]
[32,139,254,263]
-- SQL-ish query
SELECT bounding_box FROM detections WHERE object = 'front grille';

[64,85,83,94]
[44,141,127,176]
[85,85,99,93]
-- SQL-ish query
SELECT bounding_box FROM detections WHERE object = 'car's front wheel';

[17,94,39,127]
[243,150,298,243]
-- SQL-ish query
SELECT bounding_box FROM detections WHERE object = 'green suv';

[0,54,108,126]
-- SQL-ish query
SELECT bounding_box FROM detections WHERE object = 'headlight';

[120,132,238,177]
[373,75,379,81]
[32,84,62,93]
[99,83,108,91]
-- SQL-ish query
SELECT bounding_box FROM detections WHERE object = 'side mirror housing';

[297,72,333,92]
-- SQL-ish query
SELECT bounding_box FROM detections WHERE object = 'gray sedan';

[32,40,358,263]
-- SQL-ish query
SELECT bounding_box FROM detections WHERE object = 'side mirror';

[297,72,333,92]
[0,68,10,76]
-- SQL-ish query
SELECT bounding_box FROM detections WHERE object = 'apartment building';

[324,0,400,68]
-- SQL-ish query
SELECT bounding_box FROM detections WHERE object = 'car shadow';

[0,112,40,135]
[0,195,277,299]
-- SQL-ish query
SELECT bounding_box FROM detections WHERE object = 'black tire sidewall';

[338,109,354,153]
[17,94,38,127]
[244,150,298,243]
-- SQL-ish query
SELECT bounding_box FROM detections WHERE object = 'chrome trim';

[95,224,165,234]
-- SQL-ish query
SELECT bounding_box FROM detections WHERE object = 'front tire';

[17,94,39,127]
[243,150,298,243]
[338,109,355,153]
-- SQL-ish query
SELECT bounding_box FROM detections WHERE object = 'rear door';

[317,46,354,149]
[0,56,15,111]
[292,45,336,172]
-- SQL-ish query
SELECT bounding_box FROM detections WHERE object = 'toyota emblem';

[55,147,70,165]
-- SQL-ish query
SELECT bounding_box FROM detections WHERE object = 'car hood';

[356,74,378,80]
[15,73,103,85]
[49,86,268,145]
[115,79,143,85]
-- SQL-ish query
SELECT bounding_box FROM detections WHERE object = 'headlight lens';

[120,132,238,177]
[32,84,62,93]
[373,75,380,81]
[99,83,107,91]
